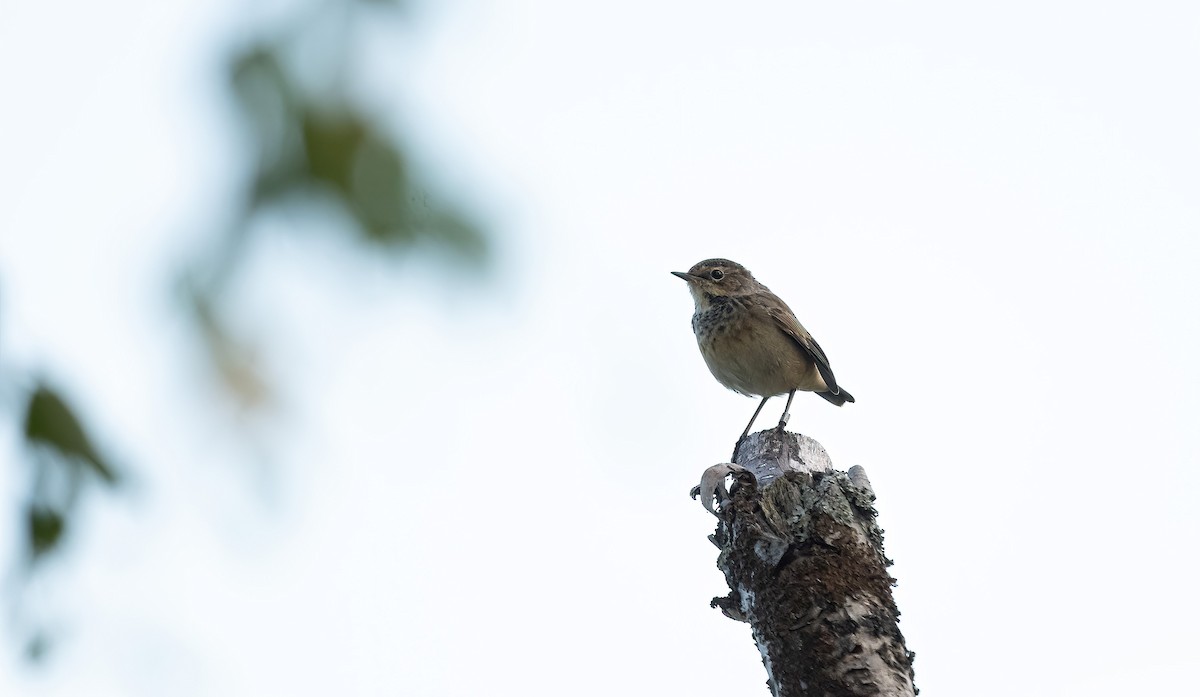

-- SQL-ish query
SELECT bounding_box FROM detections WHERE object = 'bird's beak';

[671,271,696,282]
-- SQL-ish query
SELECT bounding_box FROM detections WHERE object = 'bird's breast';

[691,302,826,397]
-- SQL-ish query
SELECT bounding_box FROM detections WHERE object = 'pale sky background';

[2,1,1199,695]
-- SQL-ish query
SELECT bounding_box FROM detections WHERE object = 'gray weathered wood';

[696,430,916,696]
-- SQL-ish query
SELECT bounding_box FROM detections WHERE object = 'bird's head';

[672,259,758,307]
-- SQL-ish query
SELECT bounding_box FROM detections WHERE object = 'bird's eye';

[709,269,724,280]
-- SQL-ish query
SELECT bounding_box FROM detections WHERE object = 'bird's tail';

[818,387,855,406]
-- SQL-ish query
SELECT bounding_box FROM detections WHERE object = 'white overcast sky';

[2,1,1199,695]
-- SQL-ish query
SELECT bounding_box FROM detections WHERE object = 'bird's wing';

[767,304,841,394]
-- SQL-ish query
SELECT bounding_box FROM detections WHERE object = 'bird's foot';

[774,410,791,433]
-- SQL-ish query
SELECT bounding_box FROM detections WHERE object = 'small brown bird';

[672,259,854,442]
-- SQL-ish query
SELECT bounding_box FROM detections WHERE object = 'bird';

[672,258,854,444]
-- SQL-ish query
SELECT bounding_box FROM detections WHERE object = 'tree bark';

[695,430,916,696]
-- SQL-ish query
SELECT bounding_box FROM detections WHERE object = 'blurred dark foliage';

[230,44,486,256]
[3,383,122,662]
[22,385,120,561]
[4,0,488,661]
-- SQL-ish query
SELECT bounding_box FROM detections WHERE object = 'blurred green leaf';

[420,208,488,264]
[227,38,488,264]
[231,47,304,205]
[24,386,118,484]
[26,506,65,560]
[349,132,413,238]
[299,108,488,254]
[301,110,369,195]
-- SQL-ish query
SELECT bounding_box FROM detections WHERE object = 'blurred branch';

[189,0,489,411]
[5,0,492,662]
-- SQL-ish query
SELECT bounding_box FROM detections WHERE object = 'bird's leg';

[741,396,771,440]
[734,396,771,459]
[776,390,797,433]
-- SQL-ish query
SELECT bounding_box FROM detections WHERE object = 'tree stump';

[694,430,916,696]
